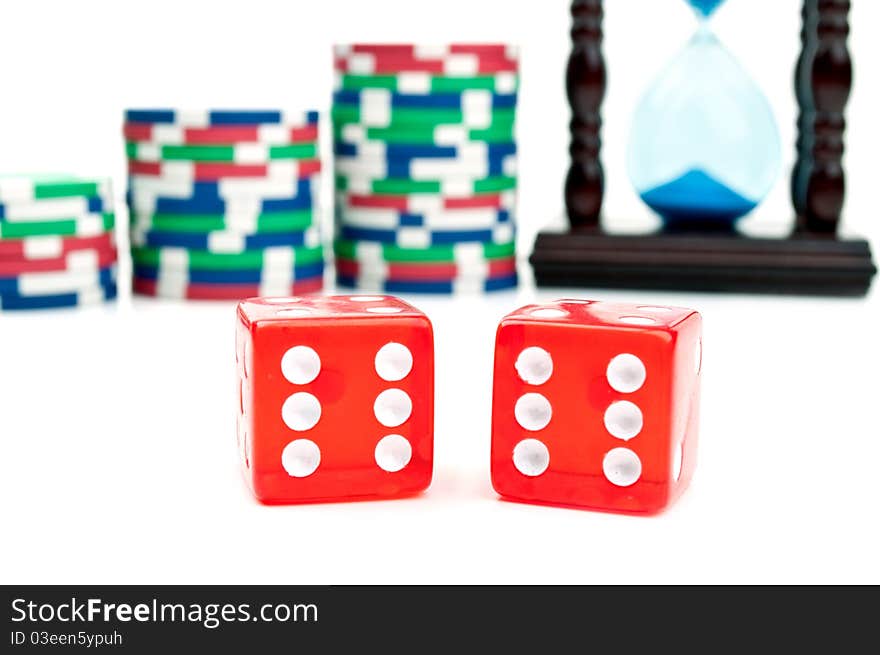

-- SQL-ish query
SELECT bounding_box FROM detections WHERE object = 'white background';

[0,0,878,584]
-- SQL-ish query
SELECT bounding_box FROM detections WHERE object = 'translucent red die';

[491,300,702,515]
[236,295,434,504]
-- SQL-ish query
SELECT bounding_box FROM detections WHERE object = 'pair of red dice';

[236,295,702,515]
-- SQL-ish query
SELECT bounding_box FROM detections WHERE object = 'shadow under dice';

[491,300,702,515]
[236,294,434,504]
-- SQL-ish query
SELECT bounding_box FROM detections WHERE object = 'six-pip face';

[490,300,702,515]
[236,294,434,505]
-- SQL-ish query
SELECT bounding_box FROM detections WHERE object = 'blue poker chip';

[335,207,512,229]
[0,281,117,311]
[336,273,518,295]
[333,142,516,161]
[125,109,320,126]
[339,225,513,246]
[128,177,314,201]
[132,194,314,215]
[393,207,510,226]
[336,154,512,179]
[0,266,116,295]
[332,90,518,110]
[133,229,318,251]
[133,261,325,285]
[126,178,314,214]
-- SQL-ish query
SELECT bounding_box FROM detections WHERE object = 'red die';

[490,300,702,515]
[236,294,434,504]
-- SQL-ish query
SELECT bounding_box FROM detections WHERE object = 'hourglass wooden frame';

[530,0,876,296]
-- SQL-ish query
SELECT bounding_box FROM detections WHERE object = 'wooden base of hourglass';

[531,0,876,297]
[530,227,875,296]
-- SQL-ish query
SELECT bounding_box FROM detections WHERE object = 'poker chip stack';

[125,109,324,300]
[332,44,520,294]
[0,175,118,311]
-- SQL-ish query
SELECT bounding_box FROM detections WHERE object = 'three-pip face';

[490,300,702,515]
[236,295,434,504]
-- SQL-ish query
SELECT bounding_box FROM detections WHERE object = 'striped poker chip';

[132,276,322,301]
[130,208,315,235]
[0,194,112,221]
[338,223,515,248]
[125,109,319,127]
[331,104,516,130]
[128,175,318,202]
[335,71,519,95]
[0,264,117,296]
[128,159,321,182]
[0,175,112,204]
[336,173,516,196]
[0,247,117,276]
[334,141,516,161]
[333,238,515,264]
[123,122,319,146]
[131,225,321,253]
[335,255,516,281]
[334,121,515,146]
[129,194,315,216]
[338,190,516,213]
[131,244,323,271]
[0,281,117,311]
[337,44,518,60]
[0,213,114,240]
[333,44,519,76]
[338,206,513,231]
[127,180,315,216]
[333,89,518,111]
[0,233,115,260]
[133,261,324,285]
[125,141,319,164]
[335,153,517,180]
[336,272,518,295]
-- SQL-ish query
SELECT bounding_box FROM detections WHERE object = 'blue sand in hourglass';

[689,0,724,17]
[640,169,757,226]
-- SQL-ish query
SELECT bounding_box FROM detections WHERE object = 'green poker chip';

[335,174,517,195]
[131,244,324,271]
[125,142,319,163]
[0,175,112,203]
[337,73,519,94]
[130,209,315,234]
[0,212,115,239]
[333,123,515,145]
[333,238,515,264]
[331,106,516,129]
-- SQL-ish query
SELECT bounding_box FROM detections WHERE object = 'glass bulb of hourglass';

[627,0,781,227]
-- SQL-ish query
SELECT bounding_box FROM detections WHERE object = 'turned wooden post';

[565,0,606,229]
[792,0,851,234]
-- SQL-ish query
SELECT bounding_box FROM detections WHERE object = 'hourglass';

[627,0,781,228]
[531,0,875,296]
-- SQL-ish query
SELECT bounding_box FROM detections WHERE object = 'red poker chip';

[127,159,322,181]
[335,256,517,282]
[123,122,319,145]
[133,276,323,301]
[334,56,518,75]
[0,233,115,260]
[333,45,518,75]
[0,247,117,276]
[344,44,515,59]
[344,192,508,212]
